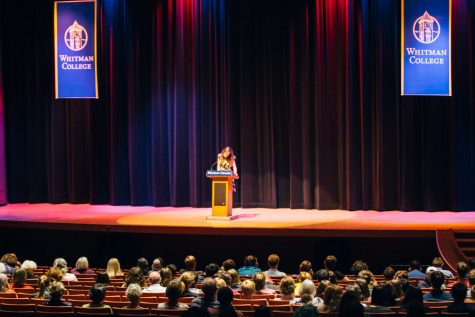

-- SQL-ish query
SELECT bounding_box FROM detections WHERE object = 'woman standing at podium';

[217,146,239,191]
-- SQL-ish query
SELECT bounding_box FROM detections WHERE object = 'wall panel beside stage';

[1,0,475,211]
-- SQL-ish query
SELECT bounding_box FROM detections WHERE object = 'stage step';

[436,230,475,272]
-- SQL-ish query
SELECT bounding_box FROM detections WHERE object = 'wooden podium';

[206,170,238,220]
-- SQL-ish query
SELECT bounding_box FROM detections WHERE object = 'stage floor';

[0,204,474,237]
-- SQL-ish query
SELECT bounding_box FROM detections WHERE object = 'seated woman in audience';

[1,253,20,273]
[383,267,395,281]
[52,258,77,281]
[240,280,256,299]
[357,270,377,289]
[222,259,236,271]
[21,260,38,279]
[317,284,342,313]
[423,271,453,301]
[0,273,15,294]
[444,283,475,313]
[82,285,112,311]
[299,260,314,276]
[167,264,178,277]
[355,278,371,301]
[95,272,111,287]
[158,280,189,309]
[227,269,241,291]
[215,277,227,290]
[9,268,33,289]
[123,283,143,309]
[294,271,313,295]
[279,276,296,300]
[106,258,124,278]
[316,280,331,300]
[122,267,147,288]
[44,281,71,306]
[339,291,364,317]
[160,267,174,287]
[401,285,429,313]
[394,270,409,280]
[180,272,199,297]
[290,279,322,307]
[71,257,95,275]
[345,282,362,304]
[136,258,150,276]
[364,284,395,313]
[217,287,240,317]
[350,260,369,277]
[33,275,50,299]
[253,272,276,295]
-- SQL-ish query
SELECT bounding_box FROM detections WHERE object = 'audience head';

[240,279,256,298]
[299,260,313,274]
[21,260,37,274]
[471,285,475,300]
[1,253,19,268]
[205,263,220,277]
[468,258,475,270]
[456,262,469,279]
[357,270,375,287]
[344,282,362,301]
[148,271,161,285]
[166,264,177,276]
[106,258,123,278]
[49,281,66,300]
[430,271,445,290]
[214,277,226,289]
[12,268,27,286]
[394,270,409,280]
[47,267,64,282]
[297,271,313,283]
[399,278,410,294]
[383,266,395,280]
[371,284,395,307]
[151,258,162,271]
[244,255,258,268]
[160,267,173,287]
[75,257,90,271]
[468,269,475,286]
[126,283,142,305]
[180,271,195,290]
[184,255,197,271]
[316,269,336,284]
[279,276,296,298]
[317,280,331,298]
[95,272,110,285]
[324,255,338,271]
[89,285,106,304]
[409,259,421,271]
[351,260,368,276]
[36,275,50,299]
[451,283,467,303]
[0,273,8,292]
[339,292,364,317]
[323,284,343,312]
[432,257,445,268]
[126,267,145,287]
[202,277,218,298]
[299,279,317,303]
[355,278,370,300]
[0,263,5,274]
[219,271,232,286]
[293,304,319,317]
[228,269,240,286]
[222,259,236,271]
[405,301,426,317]
[253,272,266,291]
[217,286,234,307]
[267,254,280,269]
[402,285,423,306]
[52,258,69,275]
[136,258,149,275]
[166,280,184,303]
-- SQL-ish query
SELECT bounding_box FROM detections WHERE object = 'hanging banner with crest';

[54,0,98,99]
[401,0,451,96]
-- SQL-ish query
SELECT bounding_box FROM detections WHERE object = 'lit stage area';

[0,203,474,237]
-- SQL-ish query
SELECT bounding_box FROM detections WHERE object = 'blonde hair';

[228,269,240,285]
[297,271,313,283]
[75,257,90,270]
[21,260,37,272]
[47,267,64,282]
[279,276,296,298]
[180,272,195,289]
[215,277,227,289]
[0,273,8,292]
[106,258,123,278]
[53,258,68,274]
[241,280,256,297]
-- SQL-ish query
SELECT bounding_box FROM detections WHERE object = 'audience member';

[279,276,296,300]
[449,262,470,287]
[339,291,364,317]
[33,275,50,299]
[143,271,166,293]
[290,279,322,307]
[199,263,220,283]
[181,255,202,276]
[190,277,220,309]
[295,271,313,295]
[394,270,409,280]
[253,272,276,295]
[364,285,394,313]
[423,271,453,301]
[181,271,199,297]
[350,260,368,277]
[95,272,111,287]
[151,258,163,272]
[215,277,226,289]
[0,273,15,294]
[52,258,77,281]
[315,269,337,284]
[228,269,241,290]
[82,285,112,311]
[123,267,147,288]
[344,282,362,302]
[47,267,64,283]
[318,284,342,313]
[390,279,404,300]
[408,260,426,279]
[1,253,20,273]
[21,260,38,279]
[9,268,33,289]
[355,278,370,301]
[217,286,239,317]
[158,280,189,309]
[136,257,150,276]
[222,259,236,271]
[240,279,256,299]
[106,258,124,278]
[444,283,475,314]
[324,255,348,281]
[294,304,319,317]
[299,260,314,276]
[401,285,426,311]
[167,264,178,277]
[237,255,261,276]
[71,257,94,275]
[263,254,286,277]
[405,301,427,317]
[44,281,71,306]
[160,267,174,287]
[316,280,331,300]
[124,283,143,309]
[383,266,395,281]
[432,257,454,278]
[357,270,377,288]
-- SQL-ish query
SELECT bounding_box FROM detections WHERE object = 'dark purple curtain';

[1,0,475,210]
